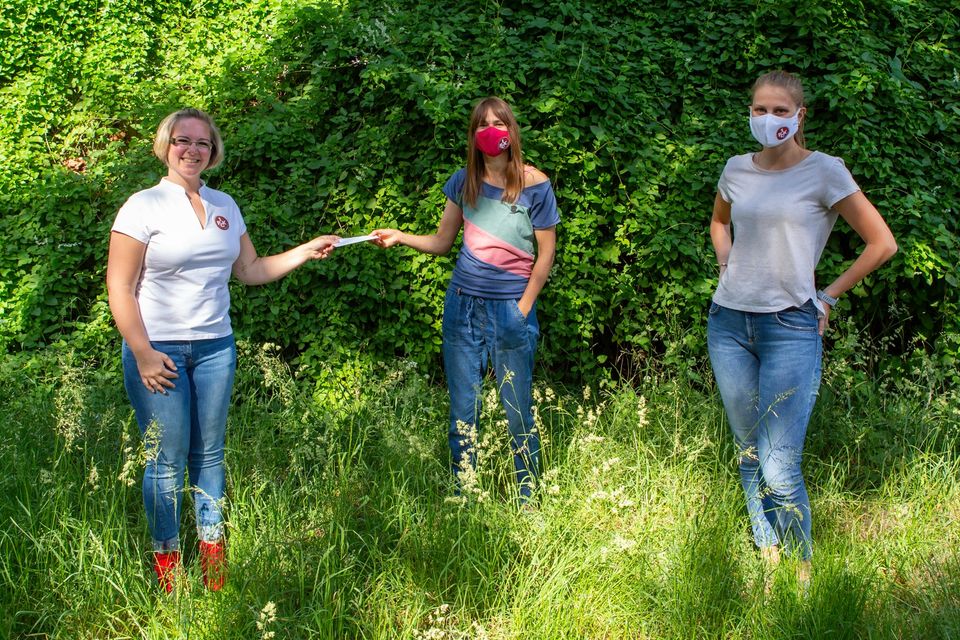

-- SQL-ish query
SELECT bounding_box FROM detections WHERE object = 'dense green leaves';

[0,0,957,382]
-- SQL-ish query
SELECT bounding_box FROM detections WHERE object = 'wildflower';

[118,450,138,487]
[256,343,295,405]
[415,604,455,640]
[256,601,278,640]
[39,469,54,485]
[601,457,620,473]
[53,360,86,451]
[588,486,635,515]
[611,533,637,552]
[499,366,515,388]
[600,533,638,562]
[636,394,648,428]
[87,463,100,490]
[118,421,158,487]
[571,433,605,451]
[483,386,499,414]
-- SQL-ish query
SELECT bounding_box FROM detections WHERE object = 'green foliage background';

[1,0,957,381]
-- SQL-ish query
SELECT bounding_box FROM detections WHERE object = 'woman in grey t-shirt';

[707,71,897,588]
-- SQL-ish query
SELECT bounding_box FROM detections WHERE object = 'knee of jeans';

[760,452,804,494]
[146,455,186,479]
[188,445,225,468]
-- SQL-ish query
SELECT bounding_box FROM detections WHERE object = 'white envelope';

[334,234,376,247]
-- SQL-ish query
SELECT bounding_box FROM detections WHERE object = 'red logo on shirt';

[214,216,229,230]
[776,126,790,140]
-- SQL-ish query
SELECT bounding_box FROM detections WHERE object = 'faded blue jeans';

[122,335,236,551]
[707,300,821,560]
[442,286,541,500]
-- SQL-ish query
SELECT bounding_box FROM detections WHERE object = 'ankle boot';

[152,550,181,593]
[199,540,226,591]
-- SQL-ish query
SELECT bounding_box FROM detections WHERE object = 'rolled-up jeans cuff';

[198,522,224,543]
[152,537,180,553]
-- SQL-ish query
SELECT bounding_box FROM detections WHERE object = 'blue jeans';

[442,286,541,499]
[122,335,236,551]
[707,300,822,560]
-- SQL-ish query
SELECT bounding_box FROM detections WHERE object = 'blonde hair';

[752,70,807,148]
[153,108,225,170]
[463,97,524,208]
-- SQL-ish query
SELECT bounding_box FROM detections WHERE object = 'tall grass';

[0,343,957,639]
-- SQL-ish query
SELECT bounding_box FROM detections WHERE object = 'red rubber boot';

[152,550,181,593]
[199,540,226,591]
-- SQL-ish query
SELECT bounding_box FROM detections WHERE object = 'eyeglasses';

[169,137,214,152]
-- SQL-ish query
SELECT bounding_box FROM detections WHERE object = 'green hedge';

[1,0,957,382]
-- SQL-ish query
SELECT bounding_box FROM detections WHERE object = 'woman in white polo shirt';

[107,108,338,592]
[708,71,897,588]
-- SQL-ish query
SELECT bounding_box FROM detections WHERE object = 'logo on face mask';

[475,127,511,157]
[748,110,801,148]
[215,215,229,230]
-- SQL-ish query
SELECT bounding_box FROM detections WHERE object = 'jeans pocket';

[511,299,529,326]
[774,304,818,331]
[708,301,722,315]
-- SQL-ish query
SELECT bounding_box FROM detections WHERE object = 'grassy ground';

[0,343,957,639]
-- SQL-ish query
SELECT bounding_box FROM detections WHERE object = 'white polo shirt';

[112,178,247,340]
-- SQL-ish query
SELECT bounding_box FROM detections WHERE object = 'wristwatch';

[816,290,838,307]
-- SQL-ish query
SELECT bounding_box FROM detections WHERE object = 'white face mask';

[749,109,801,147]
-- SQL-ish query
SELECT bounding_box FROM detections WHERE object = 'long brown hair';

[463,97,524,208]
[752,71,807,148]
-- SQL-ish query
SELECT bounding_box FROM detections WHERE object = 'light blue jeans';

[122,335,236,551]
[707,300,821,560]
[442,286,541,500]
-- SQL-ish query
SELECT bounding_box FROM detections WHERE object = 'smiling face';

[165,117,213,188]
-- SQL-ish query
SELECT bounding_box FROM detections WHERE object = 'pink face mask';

[475,127,511,156]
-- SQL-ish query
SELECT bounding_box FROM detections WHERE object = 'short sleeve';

[222,193,247,237]
[528,181,560,229]
[236,212,248,237]
[442,168,467,206]
[717,157,735,203]
[111,193,151,244]
[822,156,860,209]
[237,209,247,236]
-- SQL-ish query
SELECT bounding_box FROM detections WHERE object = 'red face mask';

[475,127,511,156]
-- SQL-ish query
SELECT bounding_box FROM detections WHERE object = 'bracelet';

[816,289,838,306]
[719,262,727,267]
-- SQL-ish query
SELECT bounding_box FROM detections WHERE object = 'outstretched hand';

[371,229,403,248]
[304,235,340,259]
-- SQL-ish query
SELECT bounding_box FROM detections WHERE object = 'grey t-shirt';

[713,151,860,313]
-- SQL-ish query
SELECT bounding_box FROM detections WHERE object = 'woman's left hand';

[517,298,533,318]
[818,303,831,336]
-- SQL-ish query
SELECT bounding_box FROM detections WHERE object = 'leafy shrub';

[0,0,957,383]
